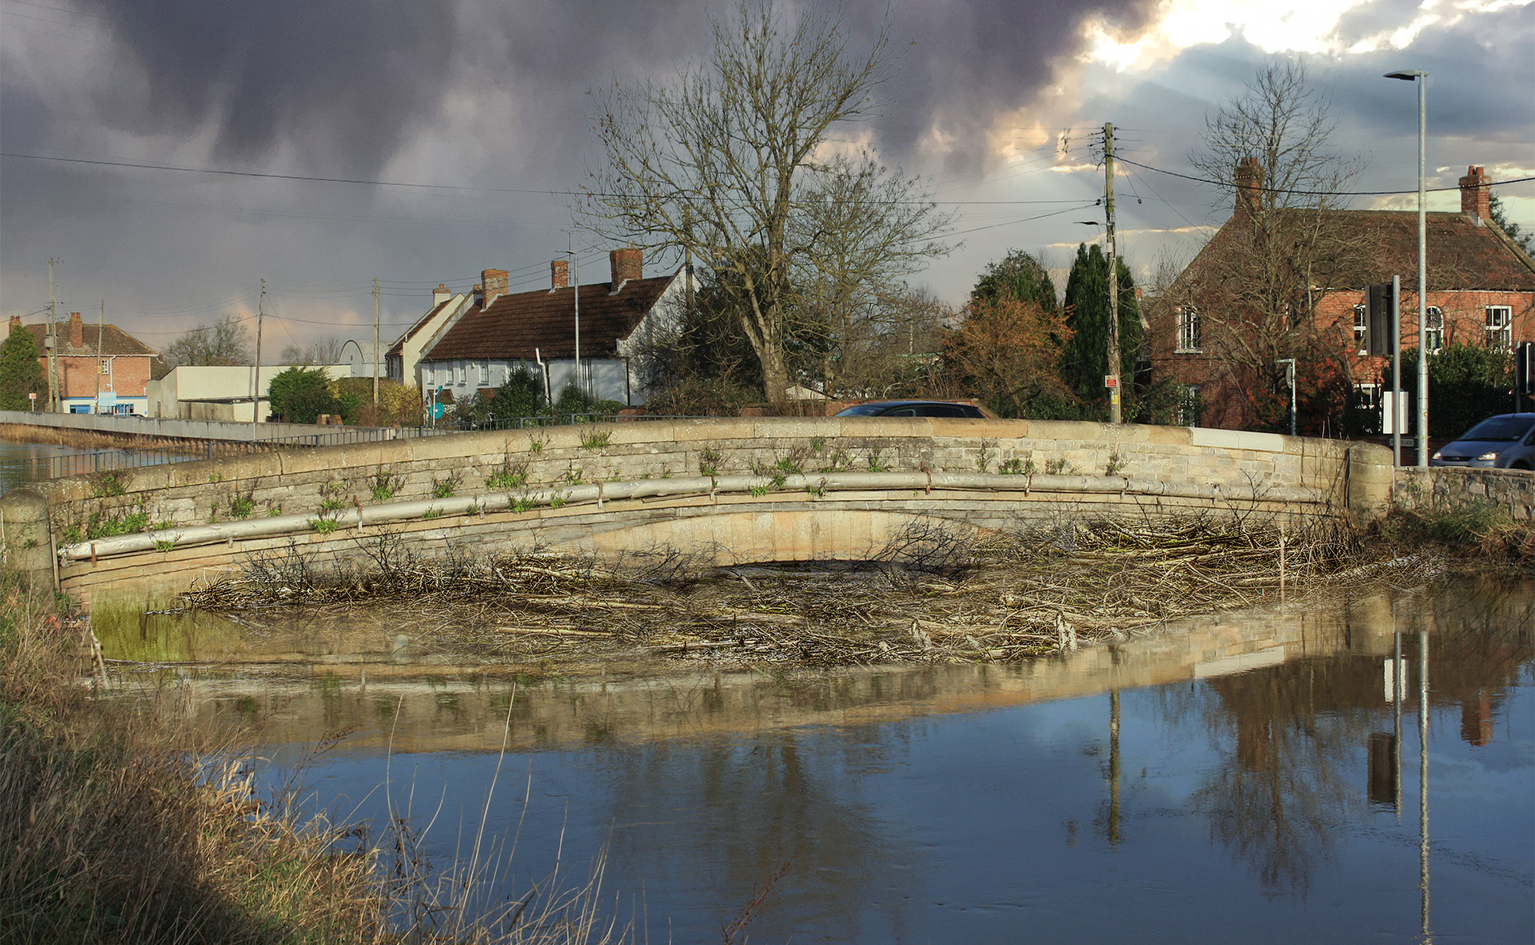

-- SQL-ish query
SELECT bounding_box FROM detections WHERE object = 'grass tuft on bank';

[0,573,386,943]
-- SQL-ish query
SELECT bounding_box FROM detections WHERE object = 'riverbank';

[0,571,638,944]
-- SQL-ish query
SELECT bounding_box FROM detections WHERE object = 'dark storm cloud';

[54,0,1161,181]
[865,0,1163,169]
[77,0,460,173]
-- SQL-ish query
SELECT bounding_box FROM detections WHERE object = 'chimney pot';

[610,247,642,289]
[1235,157,1263,217]
[481,269,509,306]
[551,259,569,290]
[1459,165,1491,223]
[433,283,450,306]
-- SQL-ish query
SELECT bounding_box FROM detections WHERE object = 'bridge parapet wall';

[1,418,1393,609]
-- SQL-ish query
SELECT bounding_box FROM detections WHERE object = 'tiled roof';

[20,323,156,358]
[422,274,676,362]
[1176,210,1535,294]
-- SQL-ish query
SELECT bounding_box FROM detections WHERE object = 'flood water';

[107,575,1534,944]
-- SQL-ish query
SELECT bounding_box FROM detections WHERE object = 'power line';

[1114,156,1535,197]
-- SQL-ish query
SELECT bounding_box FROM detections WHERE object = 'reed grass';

[0,571,638,944]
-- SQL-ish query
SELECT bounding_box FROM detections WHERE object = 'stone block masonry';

[1,417,1395,611]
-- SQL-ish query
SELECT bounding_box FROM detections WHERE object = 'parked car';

[835,400,988,418]
[1429,413,1535,469]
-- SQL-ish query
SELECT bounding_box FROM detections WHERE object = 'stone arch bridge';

[0,417,1395,611]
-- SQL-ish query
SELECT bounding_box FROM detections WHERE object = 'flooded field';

[96,572,1535,944]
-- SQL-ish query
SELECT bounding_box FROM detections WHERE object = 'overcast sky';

[2,0,1531,357]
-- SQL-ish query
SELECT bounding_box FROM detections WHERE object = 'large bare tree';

[1180,62,1370,424]
[583,0,951,403]
[161,314,251,367]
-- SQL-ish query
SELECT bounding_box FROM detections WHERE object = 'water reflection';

[107,577,1533,944]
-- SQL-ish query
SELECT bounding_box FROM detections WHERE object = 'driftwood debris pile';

[175,517,1427,668]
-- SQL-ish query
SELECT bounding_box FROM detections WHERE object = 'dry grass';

[0,572,638,944]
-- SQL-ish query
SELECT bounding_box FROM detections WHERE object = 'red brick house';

[11,313,157,415]
[1146,164,1535,430]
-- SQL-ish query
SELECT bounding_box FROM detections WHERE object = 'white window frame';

[1353,304,1368,355]
[1485,305,1512,349]
[1178,384,1202,427]
[99,358,110,375]
[1424,306,1444,352]
[1176,306,1202,354]
[457,362,468,385]
[479,362,490,386]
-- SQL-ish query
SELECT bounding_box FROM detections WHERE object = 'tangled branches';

[174,515,1420,669]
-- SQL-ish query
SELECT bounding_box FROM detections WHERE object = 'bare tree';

[1178,62,1370,422]
[161,314,251,367]
[830,284,953,399]
[279,336,345,365]
[583,0,952,404]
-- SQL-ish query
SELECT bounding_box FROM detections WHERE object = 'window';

[1425,306,1444,352]
[99,358,110,375]
[457,363,467,385]
[1353,304,1368,354]
[1176,307,1202,353]
[1485,306,1512,349]
[479,363,489,386]
[1178,384,1202,427]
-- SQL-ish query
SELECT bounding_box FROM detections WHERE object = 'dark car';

[835,400,987,418]
[1429,413,1535,469]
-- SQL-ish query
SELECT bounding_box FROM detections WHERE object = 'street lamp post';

[1386,70,1428,467]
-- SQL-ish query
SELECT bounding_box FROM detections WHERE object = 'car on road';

[834,400,989,419]
[1429,413,1535,469]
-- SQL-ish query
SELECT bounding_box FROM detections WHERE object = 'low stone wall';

[0,417,1394,610]
[1391,466,1535,521]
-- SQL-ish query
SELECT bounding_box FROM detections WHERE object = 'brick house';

[11,313,157,415]
[1146,164,1535,430]
[414,248,689,408]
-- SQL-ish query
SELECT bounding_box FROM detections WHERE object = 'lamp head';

[1384,70,1426,80]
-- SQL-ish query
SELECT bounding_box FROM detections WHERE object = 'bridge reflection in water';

[110,575,1529,944]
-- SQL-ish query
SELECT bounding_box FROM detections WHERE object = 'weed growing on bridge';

[1104,451,1127,477]
[369,465,406,501]
[153,539,177,552]
[562,465,585,486]
[818,444,852,473]
[62,505,151,544]
[549,492,569,509]
[1044,457,1073,475]
[748,485,771,497]
[485,453,528,490]
[510,495,536,513]
[581,429,612,451]
[999,457,1034,476]
[866,448,889,473]
[976,440,994,473]
[698,447,724,477]
[421,508,442,520]
[318,480,347,515]
[528,434,547,453]
[87,470,129,498]
[432,474,459,499]
[310,517,341,534]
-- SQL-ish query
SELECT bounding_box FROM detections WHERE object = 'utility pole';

[372,277,380,416]
[96,300,105,412]
[1104,123,1123,424]
[46,259,61,412]
[252,279,264,422]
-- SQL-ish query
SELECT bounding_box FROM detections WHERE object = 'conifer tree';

[0,324,46,411]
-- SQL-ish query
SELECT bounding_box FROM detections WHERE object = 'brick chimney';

[551,259,569,290]
[1235,157,1263,217]
[68,312,84,349]
[1459,165,1491,222]
[610,247,642,289]
[433,283,451,307]
[481,269,509,306]
[8,316,19,333]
